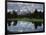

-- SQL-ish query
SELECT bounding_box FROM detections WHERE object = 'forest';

[7,9,44,19]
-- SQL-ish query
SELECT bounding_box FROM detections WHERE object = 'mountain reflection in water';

[7,20,43,32]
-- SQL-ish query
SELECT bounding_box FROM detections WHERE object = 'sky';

[7,2,43,15]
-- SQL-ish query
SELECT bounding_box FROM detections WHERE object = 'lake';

[7,20,43,33]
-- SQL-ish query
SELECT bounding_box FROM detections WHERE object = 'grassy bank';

[7,18,43,22]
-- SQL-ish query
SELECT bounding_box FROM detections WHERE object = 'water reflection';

[7,20,43,32]
[13,20,17,26]
[7,20,17,26]
[7,21,11,26]
[34,22,42,29]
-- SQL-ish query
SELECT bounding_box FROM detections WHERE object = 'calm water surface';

[7,20,43,32]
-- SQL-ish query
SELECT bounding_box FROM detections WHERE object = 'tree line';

[7,9,44,19]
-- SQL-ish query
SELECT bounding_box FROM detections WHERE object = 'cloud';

[7,2,43,15]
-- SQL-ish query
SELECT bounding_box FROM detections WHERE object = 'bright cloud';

[7,2,43,15]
